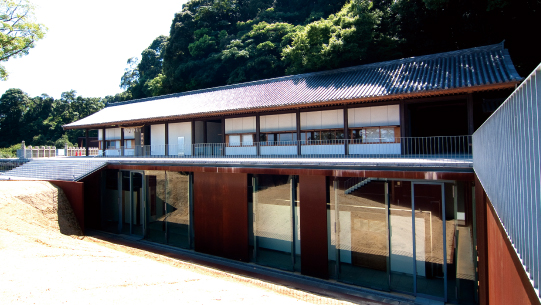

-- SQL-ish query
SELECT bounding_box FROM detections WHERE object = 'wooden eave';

[63,82,519,130]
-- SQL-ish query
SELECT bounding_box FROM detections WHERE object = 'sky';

[0,0,189,99]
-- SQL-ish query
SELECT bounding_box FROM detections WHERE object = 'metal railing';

[473,63,541,300]
[98,135,472,162]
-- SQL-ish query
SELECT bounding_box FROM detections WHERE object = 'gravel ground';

[0,181,375,305]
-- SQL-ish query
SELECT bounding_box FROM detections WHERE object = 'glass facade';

[98,169,477,303]
[328,177,390,291]
[251,174,300,271]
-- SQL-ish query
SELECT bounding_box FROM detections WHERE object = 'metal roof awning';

[64,43,522,130]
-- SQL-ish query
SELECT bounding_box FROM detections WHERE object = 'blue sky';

[0,0,189,99]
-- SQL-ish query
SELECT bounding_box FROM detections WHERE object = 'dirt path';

[0,181,374,305]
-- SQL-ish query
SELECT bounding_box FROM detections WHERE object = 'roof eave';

[63,81,520,130]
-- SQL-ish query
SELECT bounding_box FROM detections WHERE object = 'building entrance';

[119,171,146,237]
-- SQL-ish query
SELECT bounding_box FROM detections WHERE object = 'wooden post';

[296,109,301,156]
[120,128,124,156]
[256,115,260,156]
[343,105,349,156]
[102,128,106,156]
[85,128,90,156]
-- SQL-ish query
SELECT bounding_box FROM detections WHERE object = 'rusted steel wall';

[476,174,541,305]
[193,172,249,262]
[50,180,85,234]
[107,164,473,181]
[486,199,541,305]
[299,175,328,279]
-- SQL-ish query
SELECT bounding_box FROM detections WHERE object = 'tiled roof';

[65,43,521,129]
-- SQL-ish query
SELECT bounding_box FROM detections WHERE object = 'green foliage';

[0,89,105,148]
[282,0,379,74]
[0,0,47,80]
[114,0,538,99]
[0,142,19,157]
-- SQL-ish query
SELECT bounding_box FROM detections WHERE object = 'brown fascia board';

[63,82,519,130]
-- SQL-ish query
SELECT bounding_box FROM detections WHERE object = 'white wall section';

[168,122,192,155]
[260,113,296,132]
[348,105,400,127]
[225,117,256,134]
[301,109,344,130]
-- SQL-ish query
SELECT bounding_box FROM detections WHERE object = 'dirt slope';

[0,181,373,305]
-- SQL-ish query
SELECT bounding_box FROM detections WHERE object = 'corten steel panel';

[299,175,328,279]
[221,174,249,261]
[107,165,474,181]
[475,174,489,305]
[193,172,248,261]
[487,199,541,305]
[49,180,85,234]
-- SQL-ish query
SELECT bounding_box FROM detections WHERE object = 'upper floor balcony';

[96,135,472,169]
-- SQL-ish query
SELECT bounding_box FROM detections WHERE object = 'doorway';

[389,181,447,301]
[119,171,146,237]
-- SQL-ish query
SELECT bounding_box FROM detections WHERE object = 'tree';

[0,0,47,80]
[282,0,379,74]
[0,88,30,146]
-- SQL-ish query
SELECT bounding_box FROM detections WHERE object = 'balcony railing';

[99,135,472,162]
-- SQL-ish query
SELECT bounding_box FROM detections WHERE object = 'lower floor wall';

[475,174,541,305]
[84,166,480,304]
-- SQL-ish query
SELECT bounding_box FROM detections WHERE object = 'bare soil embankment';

[0,181,376,305]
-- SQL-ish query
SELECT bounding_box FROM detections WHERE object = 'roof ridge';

[106,43,505,108]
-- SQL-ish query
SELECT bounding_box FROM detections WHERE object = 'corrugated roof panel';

[65,43,522,129]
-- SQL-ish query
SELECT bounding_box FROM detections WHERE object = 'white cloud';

[0,0,189,99]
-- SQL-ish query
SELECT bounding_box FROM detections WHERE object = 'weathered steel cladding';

[193,172,249,262]
[299,175,328,279]
[65,43,521,129]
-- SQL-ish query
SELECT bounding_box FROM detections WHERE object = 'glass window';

[165,171,191,249]
[242,134,253,146]
[252,175,299,271]
[329,177,390,291]
[229,135,241,146]
[364,128,380,143]
[380,128,395,143]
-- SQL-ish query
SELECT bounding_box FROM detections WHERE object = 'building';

[6,43,539,304]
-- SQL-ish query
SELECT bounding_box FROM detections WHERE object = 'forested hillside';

[120,0,540,100]
[0,0,539,154]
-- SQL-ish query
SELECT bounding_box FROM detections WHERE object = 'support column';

[343,105,349,156]
[85,128,89,156]
[256,115,260,156]
[102,128,106,155]
[296,110,301,156]
[299,175,328,279]
[120,128,124,156]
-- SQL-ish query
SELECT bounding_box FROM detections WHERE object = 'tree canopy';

[0,0,47,80]
[116,0,539,102]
